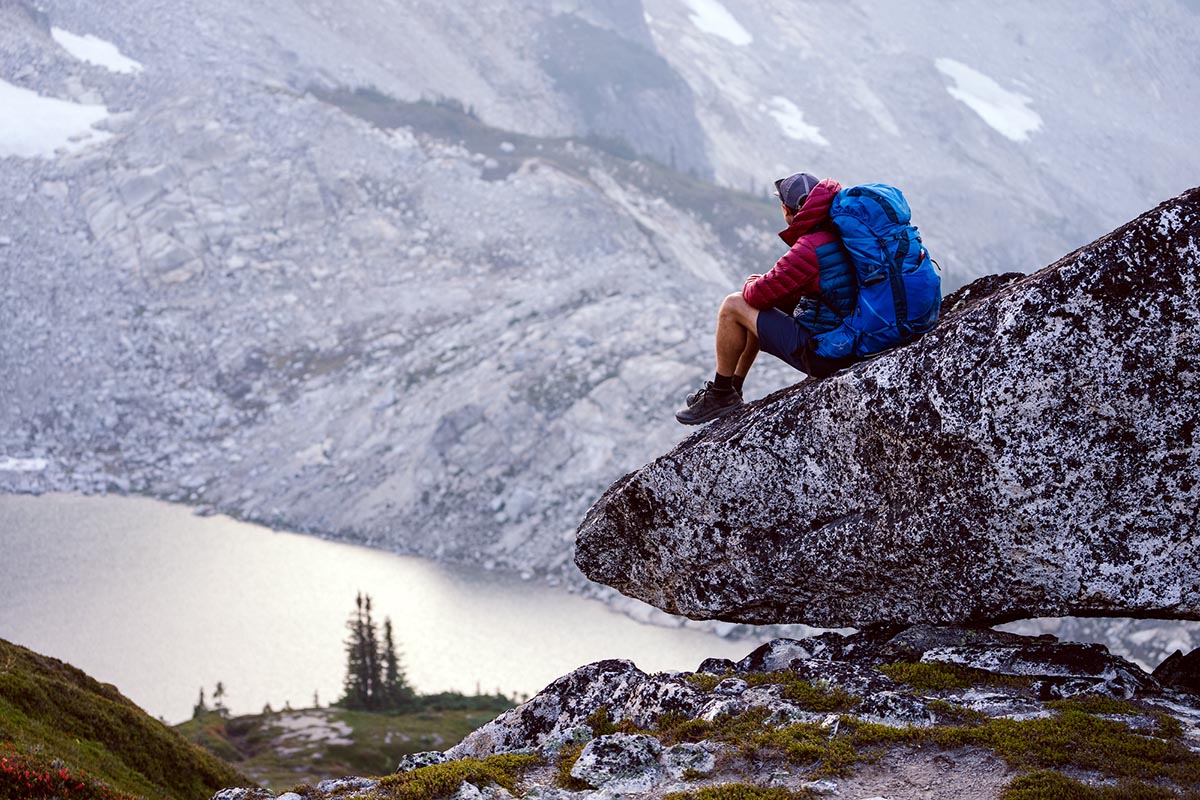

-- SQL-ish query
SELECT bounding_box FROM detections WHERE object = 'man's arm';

[742,240,820,310]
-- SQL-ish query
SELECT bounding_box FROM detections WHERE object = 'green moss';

[737,672,860,712]
[586,707,617,737]
[999,770,1200,800]
[1155,713,1186,741]
[0,638,247,800]
[553,742,591,791]
[657,707,773,747]
[878,662,1031,692]
[651,697,1200,791]
[663,784,820,800]
[745,722,861,777]
[684,671,858,713]
[967,711,1200,785]
[686,674,723,693]
[372,753,541,799]
[1045,695,1145,717]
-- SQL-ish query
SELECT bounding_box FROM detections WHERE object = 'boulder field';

[576,187,1200,629]
[211,626,1200,799]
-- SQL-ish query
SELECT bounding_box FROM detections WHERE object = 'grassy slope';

[0,638,248,800]
[176,704,510,791]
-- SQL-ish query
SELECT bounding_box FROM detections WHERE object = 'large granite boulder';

[575,187,1200,628]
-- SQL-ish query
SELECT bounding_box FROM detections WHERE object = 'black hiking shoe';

[675,383,743,425]
[685,381,743,407]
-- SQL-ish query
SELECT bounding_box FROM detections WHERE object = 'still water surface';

[0,493,771,723]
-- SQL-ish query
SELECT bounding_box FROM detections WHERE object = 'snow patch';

[0,457,49,472]
[682,0,752,46]
[0,79,113,159]
[935,58,1042,143]
[763,97,829,147]
[51,27,143,74]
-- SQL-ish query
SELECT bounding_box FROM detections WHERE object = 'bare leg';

[735,334,759,378]
[716,293,761,377]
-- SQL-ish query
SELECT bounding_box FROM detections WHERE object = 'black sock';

[713,372,734,392]
[732,374,745,394]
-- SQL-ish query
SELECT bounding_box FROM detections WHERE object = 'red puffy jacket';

[742,178,843,310]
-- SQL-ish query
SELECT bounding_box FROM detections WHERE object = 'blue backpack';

[814,184,941,359]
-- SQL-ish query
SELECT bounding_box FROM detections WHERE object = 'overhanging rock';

[575,187,1200,628]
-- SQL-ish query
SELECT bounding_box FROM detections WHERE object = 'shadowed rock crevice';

[575,187,1200,629]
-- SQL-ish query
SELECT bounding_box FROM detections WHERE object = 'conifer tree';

[338,593,417,711]
[363,595,384,709]
[382,617,416,710]
[340,592,371,710]
[192,687,208,719]
[213,681,228,717]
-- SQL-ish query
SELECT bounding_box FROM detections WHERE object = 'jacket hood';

[779,178,842,246]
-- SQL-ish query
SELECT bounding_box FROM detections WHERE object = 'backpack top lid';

[834,184,913,229]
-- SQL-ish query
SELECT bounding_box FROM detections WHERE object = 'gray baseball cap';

[774,172,820,210]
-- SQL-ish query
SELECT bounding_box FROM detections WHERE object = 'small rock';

[570,733,663,792]
[209,790,273,800]
[1153,647,1200,693]
[453,782,484,800]
[661,742,715,780]
[541,725,593,756]
[315,776,378,794]
[696,657,735,674]
[397,750,450,772]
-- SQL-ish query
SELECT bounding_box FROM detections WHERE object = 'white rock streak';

[0,457,49,472]
[51,27,144,74]
[763,96,829,146]
[0,79,111,159]
[935,58,1042,142]
[681,0,753,46]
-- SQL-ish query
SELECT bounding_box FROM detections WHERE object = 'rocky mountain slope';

[2,0,1199,598]
[577,186,1200,628]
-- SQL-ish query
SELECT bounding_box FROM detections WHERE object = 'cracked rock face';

[575,188,1200,628]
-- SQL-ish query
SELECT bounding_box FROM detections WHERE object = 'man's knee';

[720,292,756,325]
[720,292,748,315]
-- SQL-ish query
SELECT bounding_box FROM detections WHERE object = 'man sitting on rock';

[676,172,858,425]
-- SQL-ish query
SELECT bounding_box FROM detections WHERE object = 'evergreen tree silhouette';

[340,592,372,709]
[382,617,416,710]
[192,687,208,719]
[338,593,417,710]
[363,595,384,709]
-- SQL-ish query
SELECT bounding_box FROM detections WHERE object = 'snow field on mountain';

[50,27,143,74]
[763,96,830,146]
[935,57,1043,142]
[0,78,111,158]
[682,0,753,45]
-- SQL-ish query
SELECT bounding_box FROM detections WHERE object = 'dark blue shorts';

[755,308,856,378]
